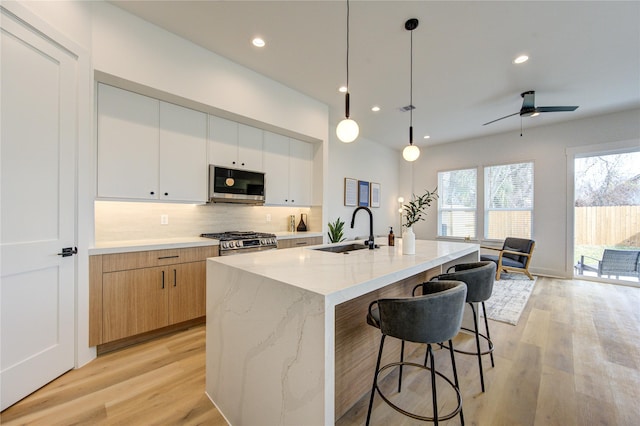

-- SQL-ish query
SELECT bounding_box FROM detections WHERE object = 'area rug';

[481,273,537,326]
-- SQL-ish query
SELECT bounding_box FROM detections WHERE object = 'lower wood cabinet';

[277,236,323,249]
[90,246,217,346]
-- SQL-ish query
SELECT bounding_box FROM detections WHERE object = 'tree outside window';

[484,162,533,240]
[438,168,477,238]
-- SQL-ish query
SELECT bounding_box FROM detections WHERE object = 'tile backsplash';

[95,201,321,242]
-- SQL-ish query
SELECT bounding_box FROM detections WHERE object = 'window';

[438,168,477,238]
[484,162,533,240]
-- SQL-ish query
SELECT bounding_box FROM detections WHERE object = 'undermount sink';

[313,243,372,254]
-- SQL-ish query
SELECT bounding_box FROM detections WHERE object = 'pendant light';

[402,18,420,162]
[336,0,359,143]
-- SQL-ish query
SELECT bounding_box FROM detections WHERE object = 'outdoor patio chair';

[480,237,535,280]
[575,249,640,281]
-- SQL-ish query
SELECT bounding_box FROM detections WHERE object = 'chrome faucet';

[351,206,375,249]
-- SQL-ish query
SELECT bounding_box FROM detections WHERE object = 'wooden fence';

[575,206,640,247]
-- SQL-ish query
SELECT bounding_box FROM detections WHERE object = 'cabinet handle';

[291,200,295,203]
[150,191,155,195]
[161,270,165,289]
[296,242,307,245]
[173,269,177,287]
[241,162,245,166]
[232,161,236,165]
[164,192,169,196]
[158,255,179,260]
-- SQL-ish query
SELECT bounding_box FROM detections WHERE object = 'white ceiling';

[109,1,640,150]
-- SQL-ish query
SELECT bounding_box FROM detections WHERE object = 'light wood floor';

[2,277,639,425]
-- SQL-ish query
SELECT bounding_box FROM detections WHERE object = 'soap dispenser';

[388,227,395,246]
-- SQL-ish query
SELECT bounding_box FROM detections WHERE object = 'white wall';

[407,108,640,278]
[326,110,401,241]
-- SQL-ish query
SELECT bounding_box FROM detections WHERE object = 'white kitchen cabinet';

[263,131,313,206]
[208,116,263,171]
[97,84,207,203]
[97,83,159,200]
[159,102,207,202]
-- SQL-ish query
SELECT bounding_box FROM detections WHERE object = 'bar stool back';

[366,280,467,425]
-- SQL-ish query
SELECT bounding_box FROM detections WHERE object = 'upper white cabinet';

[159,102,208,202]
[263,131,313,206]
[208,116,263,171]
[97,84,207,203]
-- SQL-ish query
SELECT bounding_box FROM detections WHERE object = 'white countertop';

[89,237,219,255]
[210,238,479,305]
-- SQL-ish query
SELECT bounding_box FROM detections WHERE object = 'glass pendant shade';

[337,117,359,143]
[402,144,420,161]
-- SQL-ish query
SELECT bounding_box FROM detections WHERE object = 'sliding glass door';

[573,150,640,283]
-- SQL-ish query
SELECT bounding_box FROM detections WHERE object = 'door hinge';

[57,247,78,257]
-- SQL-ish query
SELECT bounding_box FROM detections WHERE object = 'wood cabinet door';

[159,102,207,202]
[168,261,206,324]
[102,267,169,342]
[97,84,160,200]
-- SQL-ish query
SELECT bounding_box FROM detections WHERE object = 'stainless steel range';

[201,231,277,256]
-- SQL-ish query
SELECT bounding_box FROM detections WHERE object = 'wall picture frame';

[358,180,370,207]
[370,182,381,208]
[344,178,357,206]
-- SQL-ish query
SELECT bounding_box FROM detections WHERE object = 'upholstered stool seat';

[416,261,497,393]
[366,280,467,425]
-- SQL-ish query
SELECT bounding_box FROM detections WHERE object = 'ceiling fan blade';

[482,111,520,126]
[521,91,535,109]
[536,106,579,112]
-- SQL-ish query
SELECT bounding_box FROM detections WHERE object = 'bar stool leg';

[366,335,386,426]
[398,340,405,392]
[482,301,495,367]
[427,344,438,425]
[470,302,486,392]
[448,339,465,426]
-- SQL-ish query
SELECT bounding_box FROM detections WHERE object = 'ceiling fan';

[483,90,579,126]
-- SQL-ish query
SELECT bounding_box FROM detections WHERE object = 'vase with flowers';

[401,188,438,254]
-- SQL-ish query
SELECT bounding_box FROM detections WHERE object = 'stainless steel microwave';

[208,165,265,204]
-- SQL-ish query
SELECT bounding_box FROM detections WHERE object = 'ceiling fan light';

[337,118,359,143]
[402,144,420,161]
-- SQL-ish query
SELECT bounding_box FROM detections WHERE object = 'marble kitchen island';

[205,239,479,425]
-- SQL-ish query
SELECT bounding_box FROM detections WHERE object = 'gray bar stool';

[365,280,467,425]
[416,261,497,393]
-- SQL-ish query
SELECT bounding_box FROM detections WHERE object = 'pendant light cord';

[346,0,350,91]
[409,24,414,144]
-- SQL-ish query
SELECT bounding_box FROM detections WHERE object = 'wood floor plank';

[2,278,640,425]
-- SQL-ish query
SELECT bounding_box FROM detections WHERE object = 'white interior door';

[1,6,77,410]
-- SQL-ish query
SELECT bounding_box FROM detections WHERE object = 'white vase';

[402,226,416,255]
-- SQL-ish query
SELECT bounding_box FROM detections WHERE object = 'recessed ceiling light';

[531,112,540,117]
[252,37,265,47]
[371,106,380,112]
[338,86,347,93]
[513,55,529,64]
[423,135,430,139]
